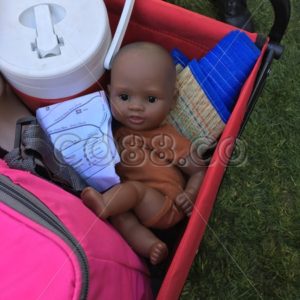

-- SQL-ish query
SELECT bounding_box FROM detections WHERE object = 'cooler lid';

[0,0,110,78]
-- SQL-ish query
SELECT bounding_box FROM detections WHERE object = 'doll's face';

[109,44,176,131]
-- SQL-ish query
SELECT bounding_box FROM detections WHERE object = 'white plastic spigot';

[33,4,61,58]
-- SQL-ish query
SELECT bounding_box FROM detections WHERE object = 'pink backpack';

[0,159,152,299]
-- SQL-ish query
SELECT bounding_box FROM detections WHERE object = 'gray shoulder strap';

[4,119,86,194]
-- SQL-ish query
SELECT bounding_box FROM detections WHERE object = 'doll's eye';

[119,94,129,101]
[148,96,157,103]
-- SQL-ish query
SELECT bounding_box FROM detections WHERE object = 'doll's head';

[109,42,176,131]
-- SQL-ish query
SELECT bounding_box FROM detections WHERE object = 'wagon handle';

[238,0,291,136]
[268,0,291,44]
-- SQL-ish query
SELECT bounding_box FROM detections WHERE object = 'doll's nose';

[128,99,144,111]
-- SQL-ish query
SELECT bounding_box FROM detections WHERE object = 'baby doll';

[81,42,205,265]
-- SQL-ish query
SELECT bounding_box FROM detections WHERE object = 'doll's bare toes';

[149,241,168,265]
[81,187,108,219]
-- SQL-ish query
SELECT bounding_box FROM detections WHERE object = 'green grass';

[167,1,300,299]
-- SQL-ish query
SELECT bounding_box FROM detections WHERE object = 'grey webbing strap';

[5,121,87,193]
[4,148,36,174]
[23,124,87,191]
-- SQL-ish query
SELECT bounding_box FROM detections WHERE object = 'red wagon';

[104,0,290,299]
[0,0,290,299]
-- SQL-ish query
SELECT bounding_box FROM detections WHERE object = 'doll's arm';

[175,155,206,216]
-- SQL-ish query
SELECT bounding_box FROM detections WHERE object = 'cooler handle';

[104,0,135,70]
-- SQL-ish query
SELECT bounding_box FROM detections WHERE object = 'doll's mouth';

[128,116,145,124]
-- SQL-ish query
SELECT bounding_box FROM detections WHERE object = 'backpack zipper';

[0,174,89,299]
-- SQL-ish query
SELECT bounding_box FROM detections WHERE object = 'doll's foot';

[149,241,168,265]
[175,193,194,217]
[81,187,109,219]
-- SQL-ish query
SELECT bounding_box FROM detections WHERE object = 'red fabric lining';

[107,12,213,55]
[105,0,258,59]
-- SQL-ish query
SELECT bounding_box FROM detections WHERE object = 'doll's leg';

[81,184,139,219]
[81,181,167,223]
[111,212,168,265]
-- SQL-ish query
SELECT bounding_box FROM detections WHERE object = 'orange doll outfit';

[114,123,192,229]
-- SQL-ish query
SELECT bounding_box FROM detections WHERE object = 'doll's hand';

[175,191,195,217]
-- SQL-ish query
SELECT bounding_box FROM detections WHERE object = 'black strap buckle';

[14,116,37,149]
